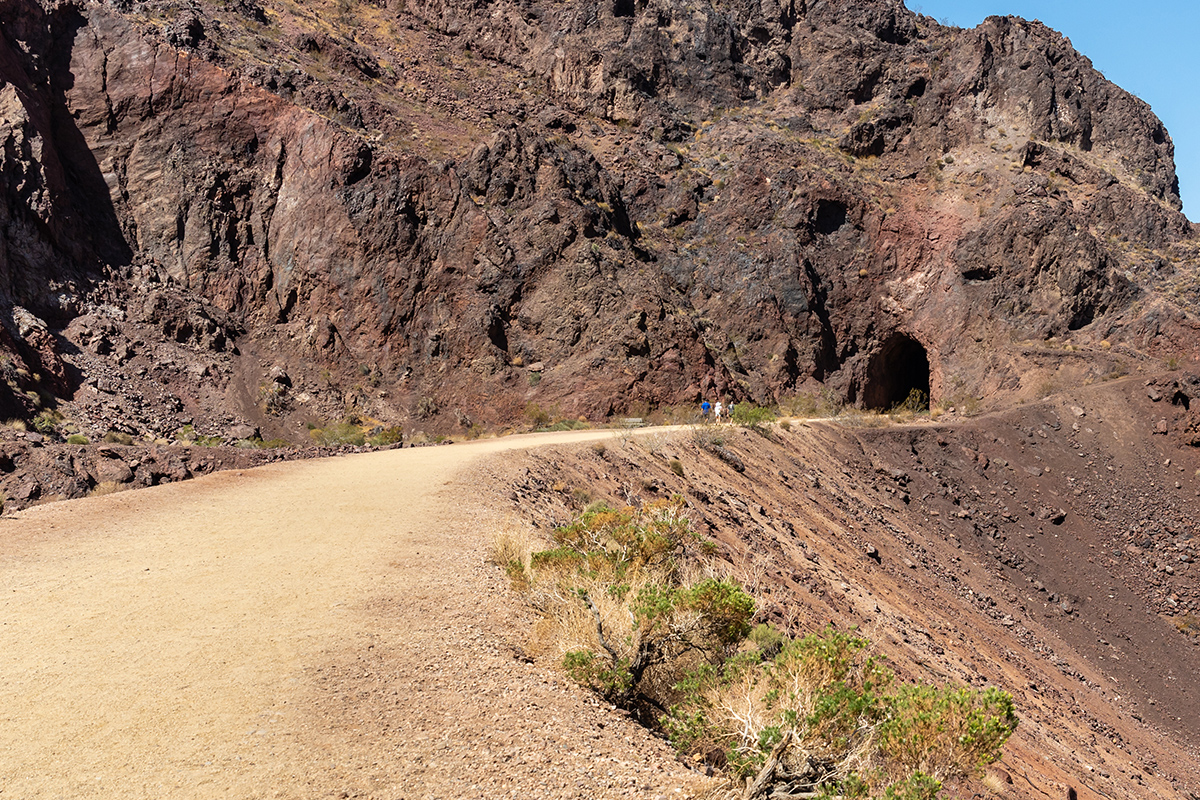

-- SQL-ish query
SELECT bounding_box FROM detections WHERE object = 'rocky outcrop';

[0,428,397,510]
[0,0,1195,441]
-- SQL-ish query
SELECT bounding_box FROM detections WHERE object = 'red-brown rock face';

[2,3,1200,797]
[0,0,1197,439]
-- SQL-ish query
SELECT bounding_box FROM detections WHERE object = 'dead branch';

[744,729,795,800]
[578,590,620,666]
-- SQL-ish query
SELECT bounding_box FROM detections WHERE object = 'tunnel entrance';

[862,333,930,410]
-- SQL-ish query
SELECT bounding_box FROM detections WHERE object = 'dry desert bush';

[89,481,127,497]
[668,626,1017,799]
[494,498,1017,800]
[499,498,753,712]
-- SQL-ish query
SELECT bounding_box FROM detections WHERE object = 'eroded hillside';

[490,374,1200,799]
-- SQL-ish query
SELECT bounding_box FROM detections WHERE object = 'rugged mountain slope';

[0,0,1197,443]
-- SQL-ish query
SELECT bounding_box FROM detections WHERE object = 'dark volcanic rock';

[0,0,1194,440]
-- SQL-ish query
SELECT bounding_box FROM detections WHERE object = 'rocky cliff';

[0,0,1197,440]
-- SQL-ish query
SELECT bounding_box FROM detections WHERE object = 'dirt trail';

[0,429,701,799]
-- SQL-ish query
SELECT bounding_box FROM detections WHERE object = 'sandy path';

[0,429,700,799]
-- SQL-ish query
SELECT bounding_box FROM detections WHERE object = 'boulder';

[94,457,134,485]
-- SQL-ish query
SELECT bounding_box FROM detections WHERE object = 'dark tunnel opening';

[862,333,931,410]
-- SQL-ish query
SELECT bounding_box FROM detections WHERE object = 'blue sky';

[909,1,1200,220]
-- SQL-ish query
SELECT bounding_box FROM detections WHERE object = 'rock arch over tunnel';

[862,333,931,410]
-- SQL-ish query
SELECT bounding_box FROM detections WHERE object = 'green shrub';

[563,648,630,698]
[415,396,439,418]
[102,431,135,446]
[175,424,220,445]
[876,684,1017,782]
[666,627,1016,796]
[310,420,367,446]
[367,426,404,446]
[548,500,693,578]
[33,409,63,435]
[748,623,786,658]
[669,459,685,477]
[525,403,550,427]
[503,501,1017,800]
[562,574,753,706]
[891,388,929,415]
[540,419,589,432]
[259,382,286,415]
[731,403,775,430]
[66,434,89,445]
[519,499,753,711]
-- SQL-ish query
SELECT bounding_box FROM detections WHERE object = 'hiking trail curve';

[0,429,703,799]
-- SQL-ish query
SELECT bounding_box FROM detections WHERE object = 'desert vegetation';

[524,403,591,432]
[306,417,405,446]
[88,480,128,497]
[175,424,223,447]
[495,499,1017,798]
[499,499,749,714]
[730,403,776,432]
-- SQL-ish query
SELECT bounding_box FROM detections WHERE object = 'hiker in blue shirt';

[700,400,711,421]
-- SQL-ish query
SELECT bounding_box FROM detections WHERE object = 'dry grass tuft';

[488,527,541,592]
[981,769,1010,794]
[838,408,891,428]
